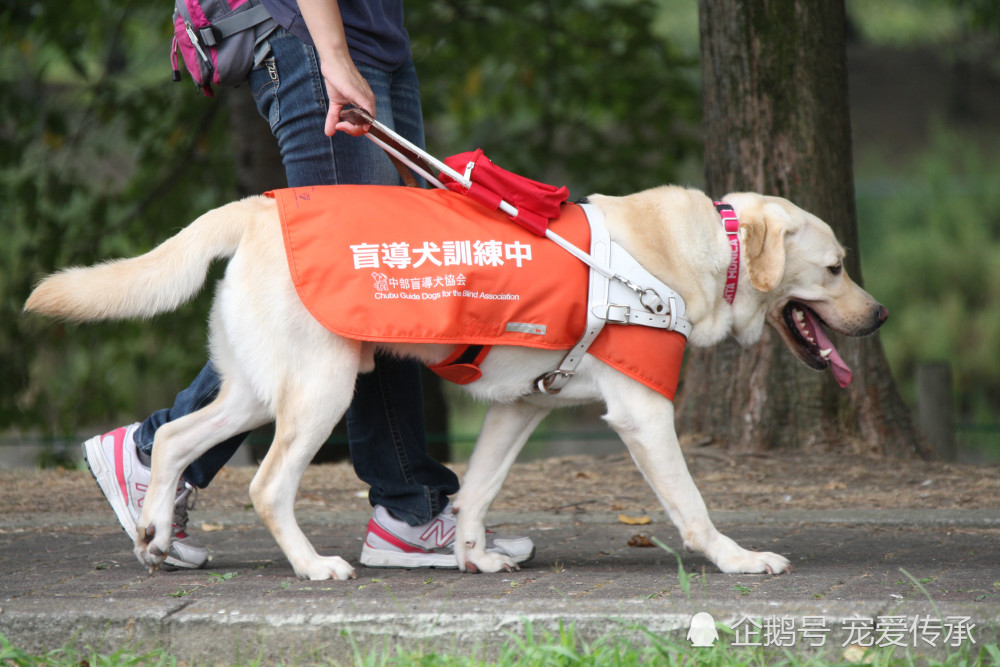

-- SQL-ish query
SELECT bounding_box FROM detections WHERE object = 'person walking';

[82,0,533,571]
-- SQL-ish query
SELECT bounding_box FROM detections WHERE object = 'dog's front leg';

[250,407,357,581]
[454,400,549,573]
[602,376,790,575]
[138,382,269,572]
[138,420,192,572]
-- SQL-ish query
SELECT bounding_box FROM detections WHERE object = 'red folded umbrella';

[440,149,570,236]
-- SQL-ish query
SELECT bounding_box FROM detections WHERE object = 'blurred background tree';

[677,0,923,458]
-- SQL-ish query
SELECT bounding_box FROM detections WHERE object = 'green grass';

[2,628,997,667]
[0,632,177,666]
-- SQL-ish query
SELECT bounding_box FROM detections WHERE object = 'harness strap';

[198,0,275,46]
[535,203,613,393]
[534,204,692,394]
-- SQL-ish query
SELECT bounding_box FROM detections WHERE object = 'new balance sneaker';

[82,423,209,569]
[360,503,535,569]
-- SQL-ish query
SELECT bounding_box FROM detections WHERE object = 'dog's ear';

[739,204,789,292]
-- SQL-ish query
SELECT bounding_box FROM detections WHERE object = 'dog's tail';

[24,196,266,322]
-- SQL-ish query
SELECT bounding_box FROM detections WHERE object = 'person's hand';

[296,0,374,136]
[320,54,375,137]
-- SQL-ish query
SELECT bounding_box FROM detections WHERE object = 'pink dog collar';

[714,202,740,305]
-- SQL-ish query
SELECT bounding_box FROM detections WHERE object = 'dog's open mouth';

[781,301,852,388]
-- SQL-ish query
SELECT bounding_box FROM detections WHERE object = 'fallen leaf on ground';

[628,534,654,547]
[618,513,651,525]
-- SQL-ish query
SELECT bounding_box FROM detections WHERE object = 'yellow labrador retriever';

[25,185,887,580]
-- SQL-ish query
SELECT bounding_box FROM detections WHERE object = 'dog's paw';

[460,551,519,574]
[716,549,791,575]
[454,525,517,573]
[295,556,357,581]
[134,524,169,574]
[696,532,791,575]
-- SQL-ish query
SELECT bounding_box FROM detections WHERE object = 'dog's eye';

[828,263,843,276]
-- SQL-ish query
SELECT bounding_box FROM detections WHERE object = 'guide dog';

[25,185,887,580]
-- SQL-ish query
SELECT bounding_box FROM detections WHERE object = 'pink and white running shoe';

[360,503,534,569]
[82,423,209,569]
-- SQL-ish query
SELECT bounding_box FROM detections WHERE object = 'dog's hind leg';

[601,373,790,575]
[137,379,270,571]
[453,400,549,573]
[248,354,361,581]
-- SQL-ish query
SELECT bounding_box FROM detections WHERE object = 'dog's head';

[726,193,889,387]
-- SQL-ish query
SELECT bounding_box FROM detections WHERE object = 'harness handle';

[340,107,466,190]
[339,107,421,187]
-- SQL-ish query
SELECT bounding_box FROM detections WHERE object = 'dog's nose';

[877,305,889,324]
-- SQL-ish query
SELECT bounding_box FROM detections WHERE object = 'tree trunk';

[675,0,927,457]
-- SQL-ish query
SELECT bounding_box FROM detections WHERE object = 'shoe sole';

[359,544,536,569]
[82,436,202,569]
[360,544,460,568]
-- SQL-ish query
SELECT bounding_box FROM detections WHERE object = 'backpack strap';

[198,0,274,47]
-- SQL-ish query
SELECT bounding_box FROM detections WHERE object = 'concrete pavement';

[2,496,998,663]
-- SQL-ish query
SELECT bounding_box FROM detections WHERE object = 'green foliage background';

[407,0,700,195]
[857,127,1000,421]
[1,1,237,433]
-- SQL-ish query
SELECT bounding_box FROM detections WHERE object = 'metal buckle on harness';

[640,288,668,315]
[597,304,630,324]
[616,274,668,316]
[535,370,573,395]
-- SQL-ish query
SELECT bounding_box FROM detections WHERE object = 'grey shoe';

[82,423,209,569]
[360,503,535,569]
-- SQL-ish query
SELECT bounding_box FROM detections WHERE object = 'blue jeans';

[136,29,459,526]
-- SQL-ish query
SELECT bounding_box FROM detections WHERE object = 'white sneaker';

[360,503,535,569]
[82,423,209,569]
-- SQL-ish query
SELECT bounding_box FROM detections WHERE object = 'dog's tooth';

[794,309,805,323]
[820,348,832,359]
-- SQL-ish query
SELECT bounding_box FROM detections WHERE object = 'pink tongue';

[800,308,853,388]
[827,350,853,388]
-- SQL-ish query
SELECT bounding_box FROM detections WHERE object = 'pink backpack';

[171,0,277,97]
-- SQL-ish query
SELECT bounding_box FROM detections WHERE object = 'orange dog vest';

[271,186,686,399]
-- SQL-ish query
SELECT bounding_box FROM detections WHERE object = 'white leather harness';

[534,203,692,394]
